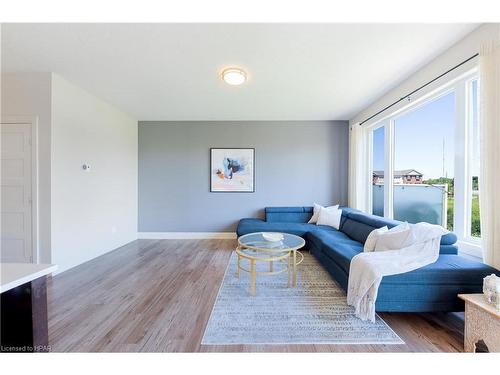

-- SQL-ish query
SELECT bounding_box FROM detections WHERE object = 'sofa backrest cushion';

[265,207,313,223]
[265,206,353,224]
[341,212,400,244]
[263,206,457,254]
[340,210,458,253]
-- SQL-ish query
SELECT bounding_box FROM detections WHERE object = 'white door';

[1,123,33,262]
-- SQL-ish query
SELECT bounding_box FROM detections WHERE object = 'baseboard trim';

[138,232,237,240]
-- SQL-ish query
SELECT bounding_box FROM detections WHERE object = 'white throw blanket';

[346,222,448,322]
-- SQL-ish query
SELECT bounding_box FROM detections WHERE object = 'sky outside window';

[373,92,455,180]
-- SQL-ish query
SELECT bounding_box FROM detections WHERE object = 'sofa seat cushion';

[439,244,459,254]
[307,230,363,273]
[236,218,335,237]
[380,255,500,286]
[306,229,352,251]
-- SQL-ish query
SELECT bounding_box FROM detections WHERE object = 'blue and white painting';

[210,148,254,192]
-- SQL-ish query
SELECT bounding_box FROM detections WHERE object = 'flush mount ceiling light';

[221,68,247,86]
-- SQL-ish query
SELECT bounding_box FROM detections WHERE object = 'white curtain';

[348,122,367,211]
[479,25,500,269]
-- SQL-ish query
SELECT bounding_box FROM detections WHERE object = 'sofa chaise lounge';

[236,206,500,312]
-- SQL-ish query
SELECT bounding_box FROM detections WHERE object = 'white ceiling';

[1,23,478,121]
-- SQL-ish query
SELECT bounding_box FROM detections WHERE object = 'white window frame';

[363,68,481,257]
[366,121,388,217]
[460,77,482,258]
[465,78,481,240]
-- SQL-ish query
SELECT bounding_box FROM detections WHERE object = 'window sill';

[457,240,483,261]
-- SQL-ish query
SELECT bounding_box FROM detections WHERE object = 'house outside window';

[373,169,423,185]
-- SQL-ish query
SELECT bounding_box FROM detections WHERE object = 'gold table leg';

[250,259,256,296]
[287,253,291,288]
[269,260,273,272]
[236,254,241,278]
[236,245,241,278]
[292,249,297,287]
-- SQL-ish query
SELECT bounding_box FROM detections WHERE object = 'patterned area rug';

[202,251,403,345]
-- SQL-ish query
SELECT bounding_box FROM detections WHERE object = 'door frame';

[1,115,39,263]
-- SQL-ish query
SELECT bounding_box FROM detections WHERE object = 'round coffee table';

[235,232,305,295]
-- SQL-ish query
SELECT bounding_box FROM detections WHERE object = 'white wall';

[50,74,137,273]
[350,24,497,125]
[1,72,53,263]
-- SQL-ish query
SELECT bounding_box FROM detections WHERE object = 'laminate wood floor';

[47,239,464,352]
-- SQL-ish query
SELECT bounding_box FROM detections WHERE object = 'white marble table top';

[1,263,58,293]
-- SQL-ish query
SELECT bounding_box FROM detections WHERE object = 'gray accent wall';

[139,121,348,232]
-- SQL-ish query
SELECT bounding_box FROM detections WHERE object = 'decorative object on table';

[483,273,500,309]
[210,148,255,192]
[262,232,284,242]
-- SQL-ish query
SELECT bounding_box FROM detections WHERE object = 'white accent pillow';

[308,203,338,224]
[316,206,342,230]
[363,226,389,252]
[373,222,416,251]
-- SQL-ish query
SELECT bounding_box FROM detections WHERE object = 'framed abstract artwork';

[210,148,255,192]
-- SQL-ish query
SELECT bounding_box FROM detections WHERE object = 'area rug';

[201,251,403,345]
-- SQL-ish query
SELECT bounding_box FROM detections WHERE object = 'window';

[366,69,480,252]
[393,91,455,228]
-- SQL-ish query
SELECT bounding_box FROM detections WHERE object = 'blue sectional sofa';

[237,206,500,312]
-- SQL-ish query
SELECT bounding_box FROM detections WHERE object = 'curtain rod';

[359,53,479,126]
